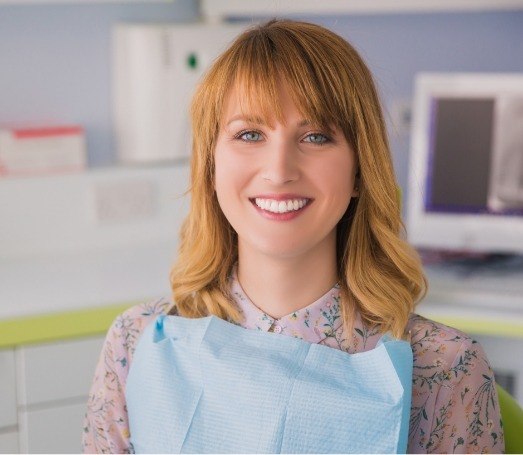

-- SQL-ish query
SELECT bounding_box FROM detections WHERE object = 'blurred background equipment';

[407,73,523,254]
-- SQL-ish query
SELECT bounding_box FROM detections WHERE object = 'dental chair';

[497,384,523,453]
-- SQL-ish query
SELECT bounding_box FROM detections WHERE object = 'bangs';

[221,24,354,138]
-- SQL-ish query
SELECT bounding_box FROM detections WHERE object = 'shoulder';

[117,297,173,323]
[105,297,173,362]
[406,314,503,453]
[408,312,474,351]
[407,313,491,389]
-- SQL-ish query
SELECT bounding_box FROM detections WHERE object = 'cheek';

[214,143,235,189]
[321,157,356,225]
[315,152,356,201]
[214,148,250,214]
[214,151,232,209]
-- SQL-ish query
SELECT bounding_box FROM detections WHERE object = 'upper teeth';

[254,198,308,213]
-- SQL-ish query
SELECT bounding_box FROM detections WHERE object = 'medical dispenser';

[112,23,245,164]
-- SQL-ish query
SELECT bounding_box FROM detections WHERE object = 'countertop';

[0,241,176,348]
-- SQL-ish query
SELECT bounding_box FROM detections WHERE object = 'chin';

[247,237,313,260]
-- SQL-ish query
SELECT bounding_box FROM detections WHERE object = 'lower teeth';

[263,207,302,214]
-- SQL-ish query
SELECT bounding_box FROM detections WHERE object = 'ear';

[351,173,360,198]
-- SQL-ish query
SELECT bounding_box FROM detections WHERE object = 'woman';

[83,19,504,453]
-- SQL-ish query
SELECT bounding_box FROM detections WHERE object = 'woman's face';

[214,81,359,261]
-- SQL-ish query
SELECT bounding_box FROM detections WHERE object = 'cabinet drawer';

[473,334,523,404]
[0,431,19,454]
[18,336,104,406]
[20,401,86,454]
[0,349,17,428]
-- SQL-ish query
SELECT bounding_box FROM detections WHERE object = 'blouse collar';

[229,266,344,344]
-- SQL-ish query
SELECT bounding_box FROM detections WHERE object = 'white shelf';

[0,163,190,259]
[202,0,523,19]
[0,0,173,4]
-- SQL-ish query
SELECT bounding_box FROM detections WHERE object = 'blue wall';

[1,5,522,202]
[0,1,198,167]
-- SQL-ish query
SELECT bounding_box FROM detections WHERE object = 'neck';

[236,235,338,320]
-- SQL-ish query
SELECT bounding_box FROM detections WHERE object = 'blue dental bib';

[126,315,412,453]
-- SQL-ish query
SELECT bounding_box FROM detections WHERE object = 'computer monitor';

[407,73,523,254]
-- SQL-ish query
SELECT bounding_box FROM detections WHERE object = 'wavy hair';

[169,19,427,339]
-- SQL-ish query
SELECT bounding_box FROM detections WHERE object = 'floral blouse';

[82,270,504,454]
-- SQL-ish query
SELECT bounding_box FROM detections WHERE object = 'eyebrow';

[225,115,311,128]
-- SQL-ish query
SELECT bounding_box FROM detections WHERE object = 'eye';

[235,130,263,142]
[303,132,330,145]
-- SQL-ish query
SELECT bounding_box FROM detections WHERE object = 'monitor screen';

[407,73,523,254]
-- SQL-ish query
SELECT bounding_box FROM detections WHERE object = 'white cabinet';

[0,350,17,429]
[16,335,105,453]
[20,402,88,454]
[0,349,18,455]
[0,432,19,454]
[0,335,105,454]
[17,336,104,406]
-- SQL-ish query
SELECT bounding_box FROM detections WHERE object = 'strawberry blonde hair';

[169,19,427,339]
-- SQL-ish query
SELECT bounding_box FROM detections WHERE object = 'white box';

[0,126,86,176]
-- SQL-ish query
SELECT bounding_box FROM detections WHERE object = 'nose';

[261,138,300,185]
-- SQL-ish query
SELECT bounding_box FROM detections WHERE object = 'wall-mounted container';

[113,22,245,164]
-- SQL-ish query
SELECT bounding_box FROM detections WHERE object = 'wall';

[0,0,199,167]
[1,6,522,212]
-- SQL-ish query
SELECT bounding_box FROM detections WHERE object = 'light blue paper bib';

[126,315,413,453]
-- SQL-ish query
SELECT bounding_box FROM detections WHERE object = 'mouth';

[248,196,313,215]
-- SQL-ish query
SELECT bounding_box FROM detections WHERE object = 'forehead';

[219,78,338,132]
[221,81,299,127]
[220,76,287,125]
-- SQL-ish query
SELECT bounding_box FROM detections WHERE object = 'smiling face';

[214,80,359,262]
